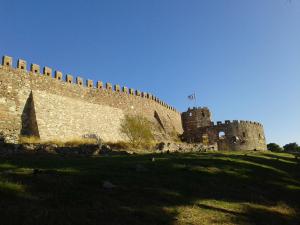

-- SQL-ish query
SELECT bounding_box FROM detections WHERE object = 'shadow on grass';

[0,151,299,225]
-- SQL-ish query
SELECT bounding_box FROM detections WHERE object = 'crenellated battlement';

[1,55,179,113]
[185,106,210,112]
[213,120,263,127]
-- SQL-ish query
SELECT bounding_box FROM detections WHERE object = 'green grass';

[0,151,299,225]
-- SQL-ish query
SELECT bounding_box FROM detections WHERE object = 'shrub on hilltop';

[283,142,300,152]
[267,143,283,152]
[120,115,154,149]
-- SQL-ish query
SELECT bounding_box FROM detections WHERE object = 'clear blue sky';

[0,0,299,145]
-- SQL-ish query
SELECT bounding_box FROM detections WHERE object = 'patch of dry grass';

[105,141,130,149]
[18,136,98,147]
[63,138,98,147]
[105,140,156,152]
[18,136,40,144]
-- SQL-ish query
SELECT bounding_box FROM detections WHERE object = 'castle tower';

[181,107,212,141]
[181,106,267,150]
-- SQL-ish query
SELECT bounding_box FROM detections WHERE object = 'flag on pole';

[188,93,196,100]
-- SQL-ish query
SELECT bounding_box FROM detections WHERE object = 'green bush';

[283,142,300,152]
[120,115,154,148]
[267,143,283,152]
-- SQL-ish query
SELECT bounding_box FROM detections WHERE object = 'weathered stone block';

[122,86,128,93]
[129,88,134,95]
[97,81,103,89]
[87,80,93,88]
[43,67,52,77]
[30,64,40,74]
[66,74,73,84]
[114,84,120,92]
[31,64,40,74]
[77,77,83,86]
[17,59,27,70]
[2,56,12,67]
[54,71,63,80]
[106,83,112,91]
[135,90,141,96]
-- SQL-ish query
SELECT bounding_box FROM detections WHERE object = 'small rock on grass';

[102,181,116,189]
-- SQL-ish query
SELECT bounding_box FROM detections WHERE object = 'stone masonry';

[0,56,182,143]
[181,107,267,151]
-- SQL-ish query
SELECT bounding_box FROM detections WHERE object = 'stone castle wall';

[200,121,266,151]
[0,56,183,143]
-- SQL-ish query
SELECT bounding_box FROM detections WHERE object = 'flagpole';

[187,93,197,107]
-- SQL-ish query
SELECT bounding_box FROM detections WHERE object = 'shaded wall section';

[21,92,40,137]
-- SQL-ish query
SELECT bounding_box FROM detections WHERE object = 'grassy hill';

[0,151,299,225]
